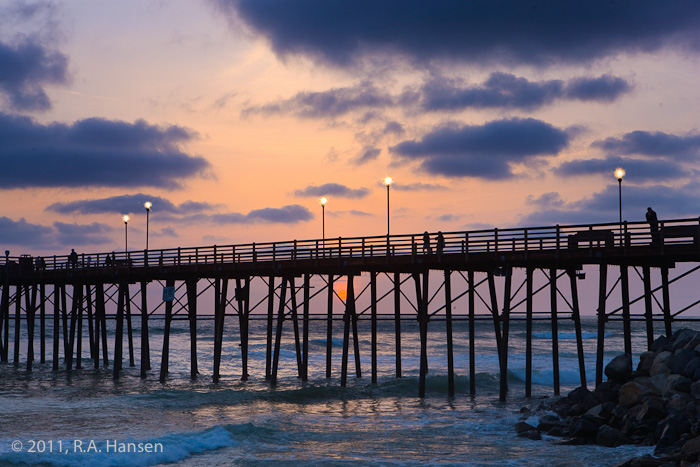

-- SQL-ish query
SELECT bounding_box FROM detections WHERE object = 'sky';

[2,0,700,256]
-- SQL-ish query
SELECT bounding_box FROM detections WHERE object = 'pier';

[3,217,700,400]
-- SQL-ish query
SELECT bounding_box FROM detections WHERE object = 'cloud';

[214,0,700,68]
[46,194,219,215]
[0,37,69,111]
[592,130,700,158]
[520,183,700,226]
[0,216,113,250]
[555,156,689,183]
[200,204,313,225]
[0,113,211,189]
[414,73,631,111]
[389,182,448,192]
[390,118,570,179]
[243,81,392,118]
[294,183,370,199]
[351,146,381,165]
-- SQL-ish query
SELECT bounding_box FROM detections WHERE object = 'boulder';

[606,354,633,383]
[636,397,667,422]
[636,351,655,375]
[649,351,673,376]
[593,381,618,404]
[691,380,700,399]
[671,329,699,350]
[681,435,700,463]
[569,417,599,439]
[514,421,537,433]
[650,335,671,352]
[619,381,656,407]
[682,356,700,380]
[668,348,697,374]
[597,424,632,447]
[661,374,692,398]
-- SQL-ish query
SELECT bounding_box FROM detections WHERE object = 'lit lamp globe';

[615,168,625,181]
[123,214,130,224]
[144,201,152,210]
[384,176,392,187]
[320,197,327,207]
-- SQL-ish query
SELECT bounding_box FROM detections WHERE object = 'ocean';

[0,315,676,466]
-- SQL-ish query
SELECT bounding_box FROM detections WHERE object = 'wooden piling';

[468,269,476,397]
[550,268,560,396]
[568,269,587,389]
[445,269,455,397]
[140,281,150,377]
[113,283,125,380]
[96,283,109,367]
[26,285,37,372]
[40,283,46,364]
[159,279,174,383]
[414,271,429,398]
[266,276,275,380]
[393,271,402,378]
[302,273,310,381]
[340,274,356,387]
[52,284,60,371]
[596,264,608,387]
[642,266,654,349]
[271,276,288,385]
[525,267,533,398]
[236,277,250,381]
[125,286,135,367]
[14,284,21,364]
[661,266,672,337]
[500,268,512,401]
[620,264,632,355]
[288,276,304,379]
[325,274,333,378]
[186,279,198,379]
[213,277,226,383]
[371,271,378,384]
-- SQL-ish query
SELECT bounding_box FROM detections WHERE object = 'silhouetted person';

[423,231,432,254]
[436,231,445,257]
[34,256,45,271]
[646,207,659,244]
[68,249,78,268]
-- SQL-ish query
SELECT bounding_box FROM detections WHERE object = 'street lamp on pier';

[615,168,625,244]
[320,197,327,241]
[122,215,130,251]
[384,177,392,237]
[144,201,152,250]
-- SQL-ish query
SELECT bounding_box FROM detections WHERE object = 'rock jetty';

[517,328,700,466]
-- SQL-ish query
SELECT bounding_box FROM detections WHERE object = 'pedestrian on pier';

[68,249,79,268]
[436,231,445,258]
[423,231,432,254]
[646,207,659,243]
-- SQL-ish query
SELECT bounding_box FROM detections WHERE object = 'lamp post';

[320,197,327,240]
[144,201,152,250]
[384,177,392,237]
[615,168,625,244]
[123,215,129,251]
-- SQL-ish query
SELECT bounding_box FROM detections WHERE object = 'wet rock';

[569,417,599,439]
[650,335,671,352]
[671,329,699,350]
[619,381,656,407]
[681,435,700,463]
[681,356,700,379]
[668,348,697,374]
[636,397,667,422]
[515,421,537,433]
[606,354,633,383]
[661,374,692,398]
[637,351,655,376]
[690,380,700,399]
[597,424,632,447]
[650,351,673,376]
[594,381,619,404]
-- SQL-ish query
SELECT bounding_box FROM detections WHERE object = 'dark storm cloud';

[214,0,700,67]
[592,131,700,157]
[0,216,53,246]
[295,183,370,199]
[204,204,313,224]
[46,194,218,215]
[416,73,631,111]
[0,38,69,111]
[564,75,632,102]
[0,113,210,189]
[243,81,392,118]
[554,156,688,182]
[520,184,700,226]
[54,221,113,246]
[390,118,570,179]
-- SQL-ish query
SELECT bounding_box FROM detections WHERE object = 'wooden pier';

[3,217,700,400]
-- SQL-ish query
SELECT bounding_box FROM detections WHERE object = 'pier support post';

[414,271,430,398]
[550,268,560,396]
[488,271,506,397]
[0,280,9,362]
[14,284,22,364]
[213,277,226,383]
[445,269,455,397]
[113,283,126,380]
[159,279,174,383]
[26,285,37,372]
[394,272,402,378]
[468,270,476,397]
[568,268,587,389]
[620,264,632,356]
[40,283,46,364]
[96,283,109,368]
[596,264,608,387]
[525,267,533,398]
[500,267,512,401]
[271,276,288,385]
[52,284,61,371]
[341,274,359,386]
[236,277,251,381]
[140,281,151,377]
[325,274,333,378]
[125,287,135,367]
[661,266,672,338]
[186,279,199,380]
[266,276,275,380]
[642,266,654,349]
[302,273,310,381]
[371,272,378,384]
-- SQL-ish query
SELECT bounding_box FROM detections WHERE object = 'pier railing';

[6,217,700,273]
